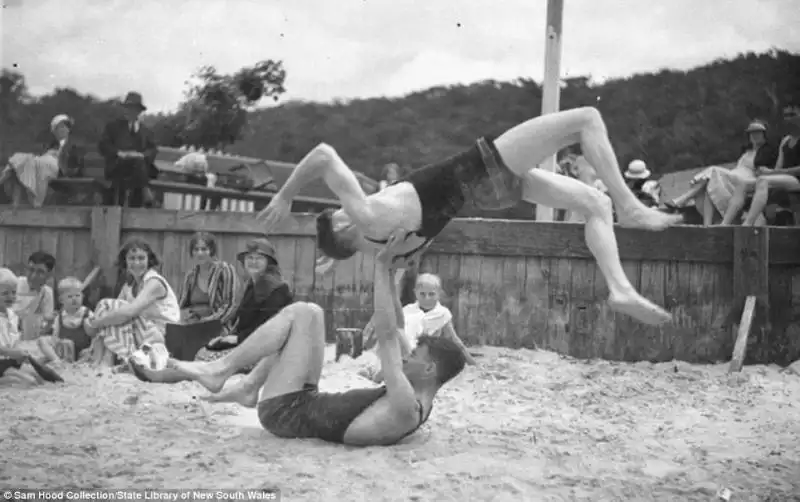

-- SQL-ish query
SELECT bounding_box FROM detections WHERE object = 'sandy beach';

[1,345,799,502]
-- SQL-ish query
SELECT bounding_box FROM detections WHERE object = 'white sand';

[1,345,799,502]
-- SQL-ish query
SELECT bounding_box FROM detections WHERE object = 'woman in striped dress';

[85,238,180,367]
[177,232,239,329]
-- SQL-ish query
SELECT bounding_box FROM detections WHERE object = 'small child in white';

[0,268,58,387]
[38,277,95,363]
[359,272,475,382]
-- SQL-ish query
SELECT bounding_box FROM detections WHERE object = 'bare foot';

[201,382,259,408]
[618,205,683,231]
[166,358,229,394]
[608,292,672,325]
[131,361,192,384]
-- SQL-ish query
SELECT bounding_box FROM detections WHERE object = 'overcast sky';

[3,0,798,112]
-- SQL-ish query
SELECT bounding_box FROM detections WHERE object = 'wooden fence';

[1,206,799,366]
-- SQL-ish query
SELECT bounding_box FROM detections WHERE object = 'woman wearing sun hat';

[0,114,81,206]
[194,238,294,369]
[666,119,777,225]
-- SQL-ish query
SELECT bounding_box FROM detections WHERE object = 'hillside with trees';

[2,50,798,183]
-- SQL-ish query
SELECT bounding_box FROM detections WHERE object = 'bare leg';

[201,354,278,407]
[694,192,716,226]
[166,302,325,396]
[494,107,682,231]
[37,337,61,363]
[721,180,756,225]
[743,175,800,226]
[672,181,707,206]
[519,168,671,325]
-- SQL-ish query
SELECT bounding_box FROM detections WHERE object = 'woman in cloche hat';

[665,119,777,226]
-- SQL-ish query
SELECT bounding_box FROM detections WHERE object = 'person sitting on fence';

[177,232,239,327]
[84,238,180,367]
[37,277,95,363]
[721,103,800,226]
[132,233,466,446]
[194,238,293,371]
[358,272,475,383]
[0,114,83,207]
[668,120,778,226]
[257,107,681,327]
[0,268,63,388]
[13,251,56,341]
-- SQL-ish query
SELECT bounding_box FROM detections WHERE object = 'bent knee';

[755,177,771,191]
[310,142,339,163]
[286,302,325,322]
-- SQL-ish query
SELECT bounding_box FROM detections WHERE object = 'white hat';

[50,114,73,132]
[624,159,651,180]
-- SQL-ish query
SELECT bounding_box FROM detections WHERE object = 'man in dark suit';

[98,92,158,207]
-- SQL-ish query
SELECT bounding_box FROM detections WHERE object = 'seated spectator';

[624,160,661,208]
[358,272,474,382]
[13,251,55,341]
[378,163,402,191]
[177,232,239,328]
[0,268,59,387]
[0,114,81,207]
[562,154,609,223]
[194,238,293,367]
[84,238,180,367]
[669,121,777,225]
[37,277,95,363]
[724,104,800,226]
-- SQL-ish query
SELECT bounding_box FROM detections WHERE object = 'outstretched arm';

[373,238,418,418]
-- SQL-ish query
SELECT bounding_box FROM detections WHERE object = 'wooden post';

[90,207,123,294]
[729,226,770,371]
[534,0,564,223]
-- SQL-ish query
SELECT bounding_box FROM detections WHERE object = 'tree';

[168,60,287,150]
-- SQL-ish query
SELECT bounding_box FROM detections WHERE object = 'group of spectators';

[1,91,159,209]
[555,101,800,227]
[0,231,472,388]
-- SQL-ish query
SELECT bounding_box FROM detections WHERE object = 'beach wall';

[1,206,799,365]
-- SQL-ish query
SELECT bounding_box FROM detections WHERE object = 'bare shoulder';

[342,395,422,446]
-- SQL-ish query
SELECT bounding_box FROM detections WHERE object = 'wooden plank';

[430,220,736,263]
[150,180,339,206]
[90,207,122,293]
[293,238,317,302]
[0,206,92,229]
[477,256,505,346]
[547,258,571,354]
[568,259,596,359]
[121,208,318,237]
[733,226,770,305]
[523,256,550,350]
[768,227,800,266]
[458,256,483,346]
[729,296,756,373]
[500,256,528,348]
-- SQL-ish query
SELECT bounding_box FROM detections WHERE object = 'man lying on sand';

[132,235,467,446]
[257,107,682,326]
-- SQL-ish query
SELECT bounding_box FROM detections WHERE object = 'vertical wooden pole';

[729,226,770,371]
[535,0,564,222]
[90,207,122,295]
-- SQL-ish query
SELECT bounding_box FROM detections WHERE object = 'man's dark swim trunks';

[366,136,521,259]
[257,383,428,444]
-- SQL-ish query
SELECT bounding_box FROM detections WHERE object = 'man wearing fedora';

[98,91,159,208]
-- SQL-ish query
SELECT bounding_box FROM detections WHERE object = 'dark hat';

[121,92,147,111]
[237,238,278,264]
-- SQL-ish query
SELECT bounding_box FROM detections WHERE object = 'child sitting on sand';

[0,268,60,387]
[38,277,94,363]
[358,273,475,382]
[14,251,56,341]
